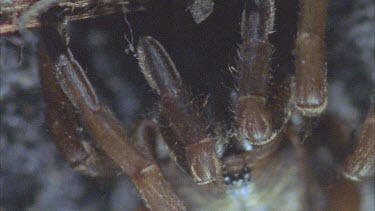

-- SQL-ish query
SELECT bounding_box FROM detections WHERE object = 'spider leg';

[38,28,186,210]
[325,176,361,211]
[340,105,375,181]
[39,45,120,176]
[287,125,362,211]
[137,36,221,185]
[308,106,374,181]
[294,0,328,116]
[235,0,291,147]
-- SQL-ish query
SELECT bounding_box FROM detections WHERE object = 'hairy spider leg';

[235,0,291,147]
[294,0,328,116]
[137,36,221,185]
[38,27,186,211]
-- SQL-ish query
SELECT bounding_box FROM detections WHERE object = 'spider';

[20,0,374,210]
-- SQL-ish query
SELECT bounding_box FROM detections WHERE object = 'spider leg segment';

[294,0,328,116]
[308,105,375,182]
[38,28,186,210]
[137,36,221,185]
[285,125,361,211]
[39,42,120,176]
[340,106,375,181]
[235,0,291,147]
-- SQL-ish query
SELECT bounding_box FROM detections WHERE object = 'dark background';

[1,0,374,210]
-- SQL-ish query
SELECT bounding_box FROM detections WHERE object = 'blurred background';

[1,0,374,210]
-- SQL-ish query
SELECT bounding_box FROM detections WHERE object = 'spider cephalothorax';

[20,0,375,210]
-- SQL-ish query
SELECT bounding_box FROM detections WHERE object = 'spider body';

[22,0,375,210]
[161,139,307,210]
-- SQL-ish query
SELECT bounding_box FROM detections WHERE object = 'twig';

[0,0,152,34]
